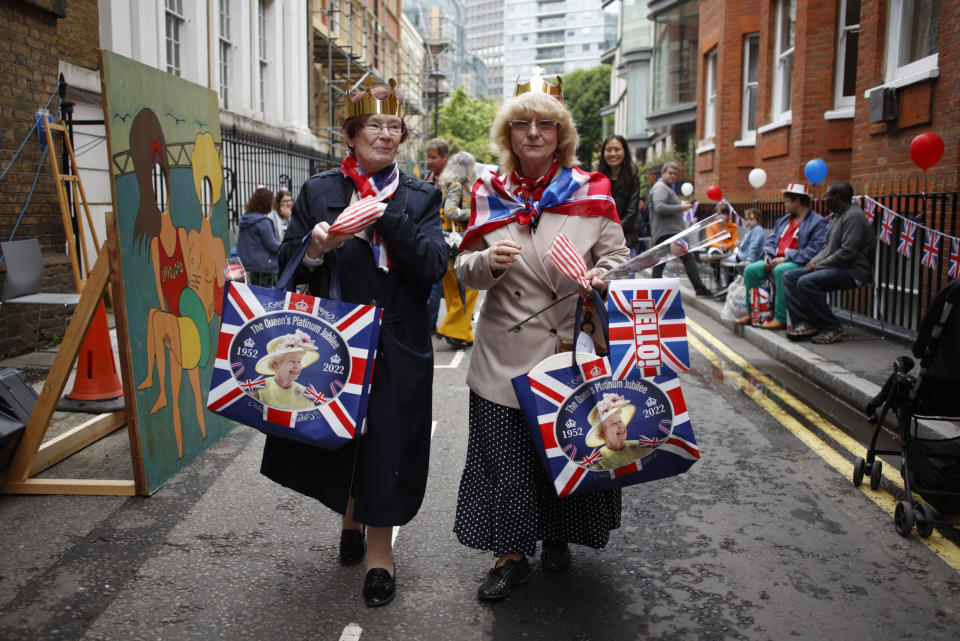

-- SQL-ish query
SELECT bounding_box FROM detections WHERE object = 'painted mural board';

[100,49,234,493]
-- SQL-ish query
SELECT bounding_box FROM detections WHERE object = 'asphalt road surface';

[1,307,958,640]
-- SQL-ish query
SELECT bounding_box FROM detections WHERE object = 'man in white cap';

[736,183,828,329]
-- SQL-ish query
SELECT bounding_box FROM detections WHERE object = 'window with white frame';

[741,34,759,140]
[772,0,795,121]
[219,0,232,110]
[165,0,184,76]
[834,0,860,109]
[258,0,269,114]
[704,49,718,140]
[885,0,940,83]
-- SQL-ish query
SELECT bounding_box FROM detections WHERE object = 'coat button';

[549,328,557,336]
[551,292,558,300]
[369,299,377,306]
[514,290,521,298]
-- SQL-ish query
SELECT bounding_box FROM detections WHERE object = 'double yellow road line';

[686,318,960,571]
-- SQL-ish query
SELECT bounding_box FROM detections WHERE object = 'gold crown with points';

[514,67,564,103]
[345,77,404,119]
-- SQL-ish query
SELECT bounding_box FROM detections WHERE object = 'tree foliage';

[435,87,499,164]
[562,64,611,169]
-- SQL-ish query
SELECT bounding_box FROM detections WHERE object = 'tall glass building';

[501,0,614,97]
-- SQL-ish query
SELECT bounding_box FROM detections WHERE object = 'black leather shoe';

[362,567,396,607]
[477,557,531,601]
[339,529,365,566]
[540,540,571,571]
[445,336,473,349]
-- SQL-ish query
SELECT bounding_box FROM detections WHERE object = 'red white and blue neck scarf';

[339,154,400,270]
[460,163,618,250]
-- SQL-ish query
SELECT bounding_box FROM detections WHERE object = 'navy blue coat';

[260,168,446,527]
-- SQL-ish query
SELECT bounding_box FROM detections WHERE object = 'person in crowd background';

[736,209,765,265]
[636,194,650,252]
[259,80,447,608]
[783,181,875,344]
[649,162,715,297]
[424,138,450,334]
[597,135,640,257]
[268,189,294,241]
[436,151,479,349]
[706,203,738,254]
[736,183,827,330]
[236,187,280,286]
[453,81,629,602]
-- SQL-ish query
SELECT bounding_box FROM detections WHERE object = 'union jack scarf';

[460,163,618,250]
[339,154,400,270]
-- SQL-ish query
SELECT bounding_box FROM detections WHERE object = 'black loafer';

[339,529,365,566]
[540,540,571,572]
[362,567,396,607]
[477,557,531,601]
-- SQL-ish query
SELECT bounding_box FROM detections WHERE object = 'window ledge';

[865,66,940,98]
[733,138,756,147]
[696,143,715,155]
[757,118,791,134]
[824,108,855,120]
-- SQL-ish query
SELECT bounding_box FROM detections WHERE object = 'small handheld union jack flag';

[546,233,591,288]
[921,229,942,270]
[897,220,917,258]
[949,238,960,280]
[879,210,895,245]
[329,196,388,235]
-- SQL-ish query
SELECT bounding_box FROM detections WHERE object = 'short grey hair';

[425,138,449,156]
[661,161,680,174]
[438,151,477,189]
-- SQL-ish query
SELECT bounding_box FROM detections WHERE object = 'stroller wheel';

[915,503,935,539]
[869,460,883,490]
[895,501,915,537]
[852,459,865,487]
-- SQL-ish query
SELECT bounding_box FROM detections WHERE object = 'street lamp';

[429,70,445,139]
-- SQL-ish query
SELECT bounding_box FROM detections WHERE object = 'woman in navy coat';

[260,79,447,607]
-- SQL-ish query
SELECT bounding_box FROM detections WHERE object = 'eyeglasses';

[508,120,559,131]
[361,121,403,135]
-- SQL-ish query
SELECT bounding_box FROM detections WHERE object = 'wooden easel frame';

[1,212,145,495]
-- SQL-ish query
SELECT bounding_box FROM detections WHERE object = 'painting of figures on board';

[100,49,234,493]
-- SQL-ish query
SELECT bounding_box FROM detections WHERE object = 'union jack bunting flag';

[898,220,918,258]
[921,229,942,270]
[879,210,895,245]
[863,197,877,223]
[949,238,960,279]
[513,354,699,497]
[607,279,689,379]
[207,281,381,450]
[460,166,617,250]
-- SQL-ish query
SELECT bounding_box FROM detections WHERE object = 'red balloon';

[909,133,944,170]
[706,185,722,201]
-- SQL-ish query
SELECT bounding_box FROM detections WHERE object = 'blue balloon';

[804,158,828,184]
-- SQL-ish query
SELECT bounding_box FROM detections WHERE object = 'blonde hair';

[489,92,579,175]
[744,208,761,221]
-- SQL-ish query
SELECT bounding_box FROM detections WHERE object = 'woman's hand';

[579,267,607,298]
[488,239,522,274]
[307,221,353,259]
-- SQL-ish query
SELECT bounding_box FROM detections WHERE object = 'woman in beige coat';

[453,83,629,601]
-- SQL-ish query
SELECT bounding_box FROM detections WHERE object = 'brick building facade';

[693,0,957,203]
[0,0,100,358]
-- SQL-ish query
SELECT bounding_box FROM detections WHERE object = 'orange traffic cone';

[66,300,123,401]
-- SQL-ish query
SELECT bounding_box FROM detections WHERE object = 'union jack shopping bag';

[207,280,381,450]
[512,350,700,498]
[750,285,773,327]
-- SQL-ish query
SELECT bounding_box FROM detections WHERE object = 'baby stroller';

[856,278,960,537]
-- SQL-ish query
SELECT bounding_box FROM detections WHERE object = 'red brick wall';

[0,0,99,359]
[851,0,959,191]
[695,0,958,202]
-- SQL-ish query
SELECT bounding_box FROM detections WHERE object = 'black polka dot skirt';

[453,391,622,557]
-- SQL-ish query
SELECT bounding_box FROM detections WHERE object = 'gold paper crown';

[514,67,564,103]
[345,77,404,119]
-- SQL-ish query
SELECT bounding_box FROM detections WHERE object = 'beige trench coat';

[455,209,629,407]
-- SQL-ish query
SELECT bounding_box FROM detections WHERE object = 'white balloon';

[680,182,694,196]
[748,168,767,189]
